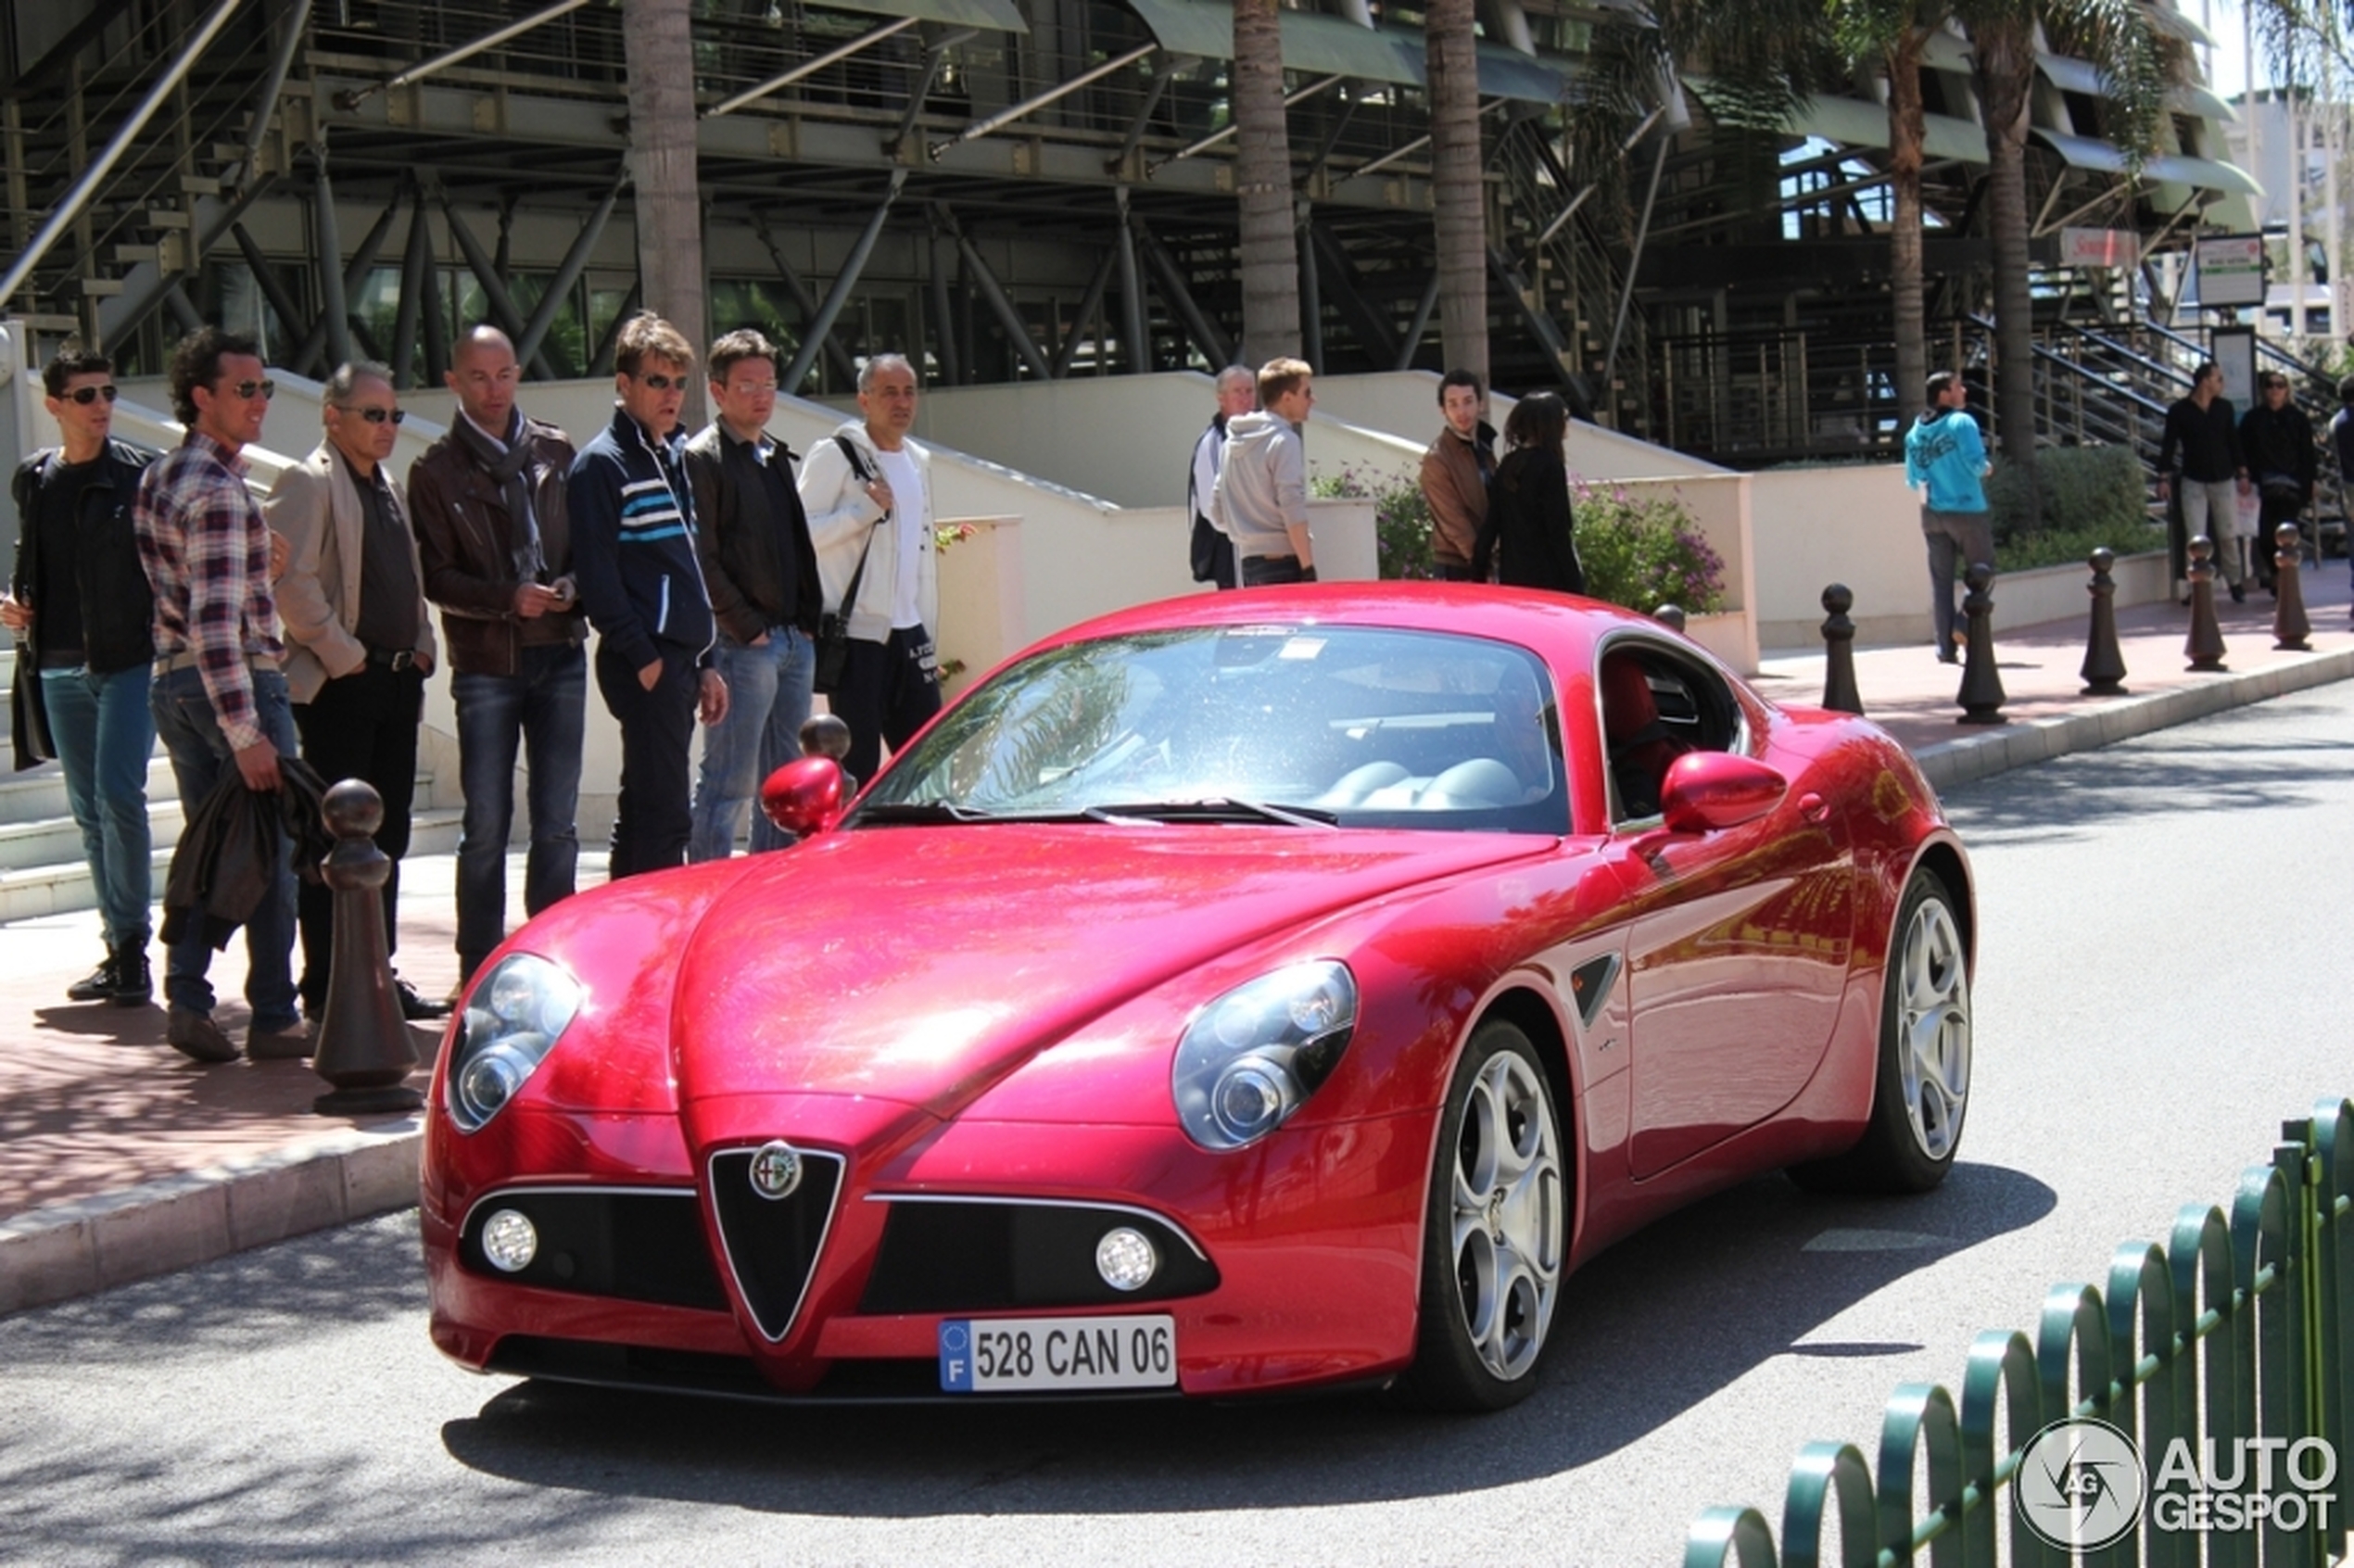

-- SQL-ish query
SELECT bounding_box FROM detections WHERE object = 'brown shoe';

[167,1006,239,1064]
[246,1021,313,1061]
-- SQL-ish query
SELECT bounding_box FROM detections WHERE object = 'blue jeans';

[690,626,814,860]
[150,664,299,1029]
[451,643,586,976]
[42,664,157,952]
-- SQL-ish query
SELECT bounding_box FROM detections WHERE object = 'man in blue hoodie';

[1904,371,1993,664]
[569,313,729,878]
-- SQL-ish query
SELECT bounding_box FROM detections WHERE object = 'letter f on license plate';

[939,1315,1177,1392]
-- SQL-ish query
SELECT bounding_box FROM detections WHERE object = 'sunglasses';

[61,385,120,406]
[635,373,687,391]
[337,405,408,425]
[225,378,275,401]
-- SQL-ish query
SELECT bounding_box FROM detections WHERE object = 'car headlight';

[1172,961,1357,1150]
[444,954,584,1133]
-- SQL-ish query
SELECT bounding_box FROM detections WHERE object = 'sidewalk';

[6,567,2352,1314]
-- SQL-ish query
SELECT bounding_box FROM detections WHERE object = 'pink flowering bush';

[1570,479,1726,615]
[1310,466,1437,580]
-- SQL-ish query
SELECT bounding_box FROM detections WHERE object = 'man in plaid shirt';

[134,327,306,1064]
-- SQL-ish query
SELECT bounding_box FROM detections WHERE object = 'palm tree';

[1959,0,2169,506]
[1232,0,1299,363]
[623,0,707,422]
[1830,6,1957,427]
[1424,0,1485,382]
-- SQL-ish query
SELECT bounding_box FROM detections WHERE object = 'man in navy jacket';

[569,313,728,878]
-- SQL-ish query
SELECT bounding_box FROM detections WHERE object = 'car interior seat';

[1601,651,1693,819]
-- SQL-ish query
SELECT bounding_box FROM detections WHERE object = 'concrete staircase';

[0,647,461,926]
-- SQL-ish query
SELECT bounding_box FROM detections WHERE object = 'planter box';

[1988,549,2168,630]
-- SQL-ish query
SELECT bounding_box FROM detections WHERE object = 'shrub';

[1570,479,1728,614]
[1993,518,2166,574]
[1310,466,1437,580]
[1310,464,1727,613]
[1984,444,2145,543]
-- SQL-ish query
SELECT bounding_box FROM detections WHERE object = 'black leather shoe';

[397,978,453,1021]
[66,955,116,1003]
[110,949,152,1007]
[2230,581,2247,603]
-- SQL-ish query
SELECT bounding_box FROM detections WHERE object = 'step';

[0,806,462,926]
[0,754,180,834]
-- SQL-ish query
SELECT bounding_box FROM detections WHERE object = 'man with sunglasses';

[265,360,442,1023]
[6,348,158,1007]
[570,313,728,878]
[133,327,304,1063]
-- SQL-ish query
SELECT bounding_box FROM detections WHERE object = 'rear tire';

[1394,1020,1565,1411]
[1790,867,1971,1195]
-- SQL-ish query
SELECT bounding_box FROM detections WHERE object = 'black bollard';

[2080,547,2128,696]
[1955,563,2006,725]
[311,779,423,1116]
[1652,603,1687,635]
[1818,584,1863,714]
[800,711,856,796]
[2184,534,2227,671]
[2273,522,2312,651]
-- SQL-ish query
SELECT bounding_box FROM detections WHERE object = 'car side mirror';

[761,756,846,839]
[1658,752,1787,833]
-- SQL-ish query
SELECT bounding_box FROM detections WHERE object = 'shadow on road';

[434,1161,2054,1513]
[1941,698,2354,846]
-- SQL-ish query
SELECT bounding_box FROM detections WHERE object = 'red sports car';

[422,585,1973,1410]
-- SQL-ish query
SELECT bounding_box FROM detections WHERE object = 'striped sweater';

[568,407,715,673]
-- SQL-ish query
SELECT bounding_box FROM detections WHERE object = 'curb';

[0,1120,421,1315]
[7,646,2354,1316]
[1909,646,2354,792]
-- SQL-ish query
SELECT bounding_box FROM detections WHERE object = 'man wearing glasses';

[684,328,820,860]
[133,327,304,1063]
[266,360,443,1023]
[570,313,728,878]
[5,348,158,1007]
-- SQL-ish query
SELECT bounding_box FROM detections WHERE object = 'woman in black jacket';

[1474,392,1586,595]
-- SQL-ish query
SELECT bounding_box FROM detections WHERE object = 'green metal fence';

[1686,1096,2354,1568]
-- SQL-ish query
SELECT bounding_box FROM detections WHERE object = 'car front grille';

[458,1187,728,1311]
[705,1145,845,1342]
[857,1197,1219,1314]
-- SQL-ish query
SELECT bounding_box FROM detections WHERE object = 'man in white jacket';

[796,353,940,782]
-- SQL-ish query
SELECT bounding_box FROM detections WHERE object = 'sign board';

[2210,326,2257,411]
[2061,228,2141,270]
[2195,234,2267,309]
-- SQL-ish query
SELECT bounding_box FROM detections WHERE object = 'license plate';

[939,1314,1177,1393]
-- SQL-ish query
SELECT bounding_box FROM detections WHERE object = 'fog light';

[480,1208,538,1272]
[1095,1226,1158,1292]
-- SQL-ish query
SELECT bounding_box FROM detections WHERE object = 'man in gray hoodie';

[1211,358,1316,585]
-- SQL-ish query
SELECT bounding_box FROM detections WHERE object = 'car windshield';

[860,624,1570,834]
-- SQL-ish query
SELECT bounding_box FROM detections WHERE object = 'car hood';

[669,825,1550,1115]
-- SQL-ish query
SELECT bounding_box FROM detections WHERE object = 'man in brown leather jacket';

[1417,369,1497,581]
[406,324,586,985]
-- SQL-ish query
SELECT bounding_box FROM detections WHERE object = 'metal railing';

[1686,1096,2354,1568]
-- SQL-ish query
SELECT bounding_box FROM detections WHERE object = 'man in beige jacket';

[264,360,445,1021]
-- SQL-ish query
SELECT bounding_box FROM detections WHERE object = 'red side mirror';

[761,756,846,839]
[1659,752,1787,833]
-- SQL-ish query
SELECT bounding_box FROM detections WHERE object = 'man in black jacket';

[4,347,157,1005]
[685,329,821,860]
[2156,361,2251,602]
[2239,370,2317,596]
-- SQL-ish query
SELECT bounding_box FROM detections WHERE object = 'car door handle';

[1798,792,1830,824]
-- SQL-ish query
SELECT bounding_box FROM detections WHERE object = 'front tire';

[1791,866,1971,1195]
[1395,1019,1565,1411]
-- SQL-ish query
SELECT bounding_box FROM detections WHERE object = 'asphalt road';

[7,683,2353,1568]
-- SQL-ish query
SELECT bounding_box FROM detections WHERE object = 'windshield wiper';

[1084,798,1339,828]
[855,800,1005,824]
